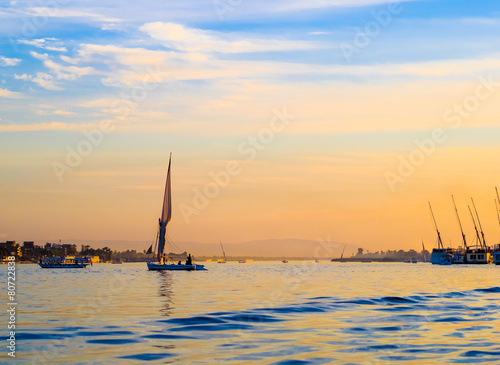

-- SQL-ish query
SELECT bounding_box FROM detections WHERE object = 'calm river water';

[3,261,500,364]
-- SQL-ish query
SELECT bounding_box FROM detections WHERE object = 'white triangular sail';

[157,154,172,262]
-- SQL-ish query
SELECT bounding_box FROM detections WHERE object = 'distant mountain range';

[42,238,355,259]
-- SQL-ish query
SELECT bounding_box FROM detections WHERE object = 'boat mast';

[495,187,500,228]
[496,199,500,227]
[452,195,468,250]
[421,240,426,261]
[220,241,227,261]
[340,244,346,261]
[471,198,487,249]
[429,202,444,249]
[158,153,173,262]
[468,205,482,249]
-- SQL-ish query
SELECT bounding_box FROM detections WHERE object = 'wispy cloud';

[30,51,95,80]
[27,7,121,23]
[140,22,318,54]
[0,88,23,98]
[308,31,332,35]
[0,121,85,132]
[37,108,76,116]
[14,51,96,90]
[18,38,67,52]
[0,56,21,66]
[15,72,61,90]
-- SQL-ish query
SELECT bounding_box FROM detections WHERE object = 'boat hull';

[430,249,454,265]
[147,262,206,271]
[39,263,87,268]
[494,252,500,265]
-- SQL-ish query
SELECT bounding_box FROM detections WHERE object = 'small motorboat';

[147,262,205,271]
[39,256,91,269]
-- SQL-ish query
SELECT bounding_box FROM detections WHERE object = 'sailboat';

[428,202,454,265]
[147,154,206,271]
[218,241,227,263]
[332,244,346,262]
[340,244,346,262]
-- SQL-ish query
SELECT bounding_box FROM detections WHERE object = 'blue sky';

[2,0,500,250]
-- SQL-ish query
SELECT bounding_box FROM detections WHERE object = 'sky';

[1,0,500,253]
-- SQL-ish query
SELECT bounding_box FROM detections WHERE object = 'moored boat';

[465,247,491,265]
[39,256,90,268]
[429,202,456,265]
[493,245,500,265]
[465,199,493,264]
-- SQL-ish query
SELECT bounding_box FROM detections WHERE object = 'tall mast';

[421,239,426,261]
[452,195,468,250]
[470,198,487,250]
[468,205,482,249]
[157,153,173,262]
[496,199,500,227]
[495,187,500,227]
[220,241,226,261]
[471,198,487,249]
[429,202,444,249]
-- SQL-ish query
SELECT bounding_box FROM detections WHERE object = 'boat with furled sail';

[465,199,493,264]
[340,244,346,262]
[429,202,457,265]
[218,241,227,263]
[147,154,206,271]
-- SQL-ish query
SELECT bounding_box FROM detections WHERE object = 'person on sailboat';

[186,254,192,265]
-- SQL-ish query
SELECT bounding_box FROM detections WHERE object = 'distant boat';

[218,241,227,263]
[421,240,429,262]
[282,259,288,263]
[429,202,456,265]
[238,260,246,263]
[39,256,90,269]
[411,258,418,263]
[147,154,206,271]
[464,199,492,264]
[111,258,123,264]
[340,244,346,262]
